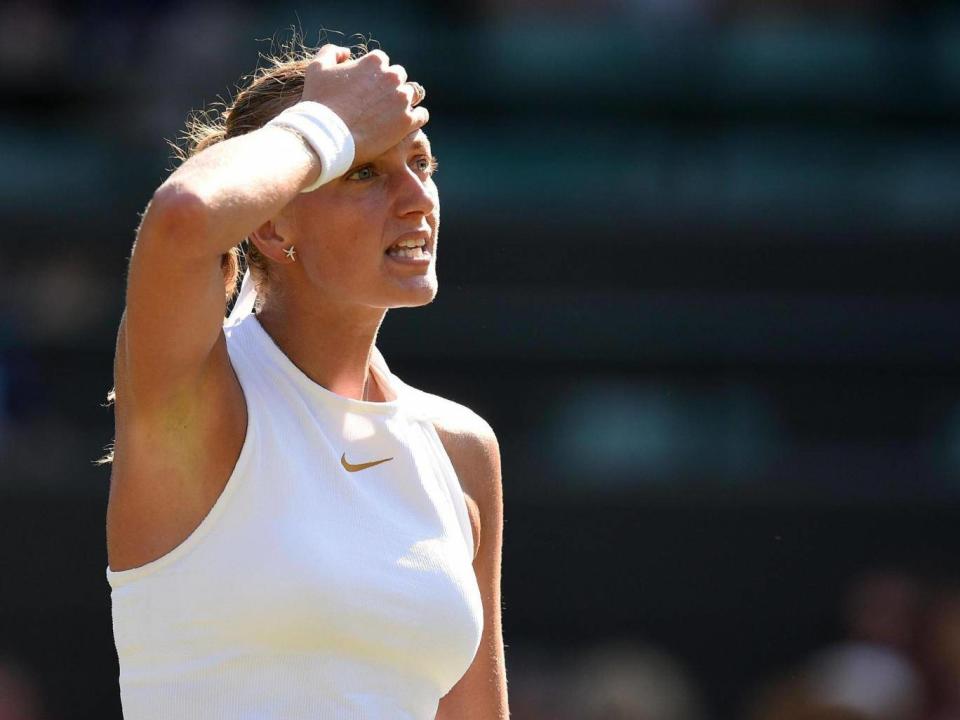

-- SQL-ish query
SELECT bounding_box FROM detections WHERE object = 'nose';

[393,167,437,218]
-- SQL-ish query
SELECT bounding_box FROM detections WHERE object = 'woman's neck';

[255,292,389,402]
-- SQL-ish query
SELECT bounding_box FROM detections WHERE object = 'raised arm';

[118,44,427,416]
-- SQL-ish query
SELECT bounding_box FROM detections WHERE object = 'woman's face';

[285,129,440,310]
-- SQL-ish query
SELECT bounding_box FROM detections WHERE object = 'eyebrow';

[346,137,433,174]
[408,138,433,155]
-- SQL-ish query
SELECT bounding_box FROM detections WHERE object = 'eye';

[347,165,376,181]
[413,155,439,176]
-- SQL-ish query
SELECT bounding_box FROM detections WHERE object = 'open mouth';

[385,237,431,260]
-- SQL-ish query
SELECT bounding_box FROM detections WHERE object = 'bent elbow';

[139,183,213,251]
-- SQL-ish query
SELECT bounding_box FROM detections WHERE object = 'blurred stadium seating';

[1,1,958,717]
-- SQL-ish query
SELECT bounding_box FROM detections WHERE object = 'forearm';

[152,125,321,255]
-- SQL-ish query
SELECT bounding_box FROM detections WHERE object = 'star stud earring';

[283,245,296,262]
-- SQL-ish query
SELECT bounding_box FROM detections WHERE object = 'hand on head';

[302,44,429,165]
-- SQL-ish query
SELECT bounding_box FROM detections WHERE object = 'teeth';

[388,246,428,259]
[392,237,427,249]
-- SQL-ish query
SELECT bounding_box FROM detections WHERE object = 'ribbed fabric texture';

[106,313,483,719]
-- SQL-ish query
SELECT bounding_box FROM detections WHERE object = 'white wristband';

[266,101,355,193]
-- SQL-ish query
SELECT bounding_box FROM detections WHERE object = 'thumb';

[314,44,351,69]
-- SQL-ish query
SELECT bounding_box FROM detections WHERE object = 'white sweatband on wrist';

[265,101,355,193]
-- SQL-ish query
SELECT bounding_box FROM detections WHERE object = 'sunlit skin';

[249,128,439,402]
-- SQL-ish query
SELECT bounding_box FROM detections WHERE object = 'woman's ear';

[248,218,293,264]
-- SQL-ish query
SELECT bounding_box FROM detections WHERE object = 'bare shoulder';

[419,389,510,718]
[416,391,500,483]
[107,314,248,572]
[426,394,499,461]
[408,388,502,560]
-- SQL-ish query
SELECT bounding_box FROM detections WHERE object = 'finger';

[362,49,390,68]
[314,44,351,69]
[389,63,408,84]
[410,105,429,130]
[405,81,426,107]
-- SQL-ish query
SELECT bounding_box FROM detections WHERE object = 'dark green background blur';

[1,1,959,718]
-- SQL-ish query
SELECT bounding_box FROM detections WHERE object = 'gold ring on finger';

[408,81,426,106]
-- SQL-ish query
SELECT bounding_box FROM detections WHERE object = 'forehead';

[366,130,432,165]
[396,129,431,154]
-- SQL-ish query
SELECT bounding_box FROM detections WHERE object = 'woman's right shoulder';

[106,325,250,574]
[113,313,248,462]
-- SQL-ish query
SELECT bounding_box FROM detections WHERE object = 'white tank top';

[106,312,483,719]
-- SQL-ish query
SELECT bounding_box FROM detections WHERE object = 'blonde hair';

[95,29,374,465]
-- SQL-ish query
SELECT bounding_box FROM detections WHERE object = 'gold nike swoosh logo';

[341,452,394,473]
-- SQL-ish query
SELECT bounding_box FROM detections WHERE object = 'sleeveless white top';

[106,312,483,719]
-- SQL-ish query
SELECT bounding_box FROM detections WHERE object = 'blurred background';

[1,0,959,718]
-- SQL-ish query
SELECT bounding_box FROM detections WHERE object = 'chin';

[387,279,438,309]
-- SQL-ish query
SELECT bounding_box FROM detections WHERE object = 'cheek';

[311,212,385,274]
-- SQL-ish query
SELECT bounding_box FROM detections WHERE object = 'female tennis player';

[101,40,508,719]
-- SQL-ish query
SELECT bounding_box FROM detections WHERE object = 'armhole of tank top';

[105,348,259,589]
[419,415,475,562]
